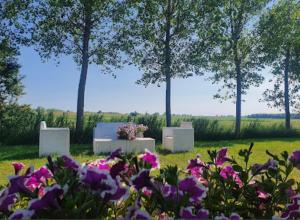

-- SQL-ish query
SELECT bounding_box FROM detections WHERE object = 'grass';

[0,138,300,185]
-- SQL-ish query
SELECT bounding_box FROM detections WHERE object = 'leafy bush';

[1,145,300,219]
[2,105,300,145]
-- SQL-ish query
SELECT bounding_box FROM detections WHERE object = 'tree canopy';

[258,0,300,129]
[207,0,269,136]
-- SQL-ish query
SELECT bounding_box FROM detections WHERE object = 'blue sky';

[18,46,280,116]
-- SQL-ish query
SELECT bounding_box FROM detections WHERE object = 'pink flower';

[215,148,228,166]
[32,166,53,183]
[24,177,41,192]
[187,155,209,186]
[139,149,160,169]
[12,162,25,175]
[257,189,270,200]
[89,159,110,170]
[220,166,243,188]
[142,187,152,197]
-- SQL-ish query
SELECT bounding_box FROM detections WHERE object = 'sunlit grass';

[1,138,300,185]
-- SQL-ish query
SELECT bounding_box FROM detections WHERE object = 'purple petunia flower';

[179,177,207,203]
[28,184,66,210]
[80,166,117,198]
[139,149,160,169]
[215,148,228,166]
[8,175,31,195]
[215,213,240,220]
[252,159,277,174]
[273,194,300,220]
[105,185,129,202]
[61,155,80,171]
[220,166,243,188]
[126,200,151,220]
[161,182,184,202]
[107,148,123,161]
[187,155,209,171]
[180,206,209,219]
[110,161,127,179]
[290,151,300,170]
[131,169,152,191]
[0,188,18,214]
[12,162,25,175]
[8,209,34,220]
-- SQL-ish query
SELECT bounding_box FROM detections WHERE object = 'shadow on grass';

[0,144,94,161]
[195,137,300,149]
[70,144,93,156]
[0,145,39,161]
[0,137,299,160]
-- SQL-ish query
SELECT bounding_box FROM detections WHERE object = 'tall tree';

[4,0,124,139]
[121,0,211,126]
[0,2,24,111]
[0,39,24,111]
[258,0,300,130]
[208,0,268,136]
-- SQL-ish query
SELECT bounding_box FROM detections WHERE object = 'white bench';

[162,122,194,152]
[93,122,155,154]
[39,121,70,156]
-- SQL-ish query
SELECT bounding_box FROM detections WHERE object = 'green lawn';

[1,138,300,185]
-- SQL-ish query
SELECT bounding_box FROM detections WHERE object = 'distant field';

[53,110,300,129]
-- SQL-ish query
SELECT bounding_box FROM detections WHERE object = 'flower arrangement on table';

[116,123,148,140]
[136,124,148,137]
[116,123,137,140]
[1,144,300,219]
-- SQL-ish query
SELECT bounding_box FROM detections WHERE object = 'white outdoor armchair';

[162,122,194,152]
[39,121,70,156]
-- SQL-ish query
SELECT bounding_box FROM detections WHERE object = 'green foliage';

[121,0,200,85]
[0,39,24,110]
[3,106,300,146]
[258,0,300,111]
[208,0,268,100]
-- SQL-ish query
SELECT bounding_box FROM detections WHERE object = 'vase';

[136,132,144,138]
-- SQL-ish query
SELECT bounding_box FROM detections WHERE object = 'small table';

[93,137,155,154]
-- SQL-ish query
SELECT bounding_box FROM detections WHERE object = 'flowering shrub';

[1,144,300,219]
[117,123,137,140]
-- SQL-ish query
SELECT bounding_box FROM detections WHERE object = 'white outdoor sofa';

[162,122,194,152]
[93,122,155,154]
[39,121,70,156]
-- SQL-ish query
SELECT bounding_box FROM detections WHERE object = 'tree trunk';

[75,5,92,140]
[235,62,242,137]
[233,38,242,137]
[164,0,172,127]
[284,47,291,130]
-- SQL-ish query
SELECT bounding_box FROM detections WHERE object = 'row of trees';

[0,0,299,138]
